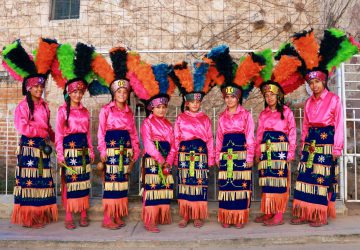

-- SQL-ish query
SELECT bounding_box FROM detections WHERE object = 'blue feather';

[152,63,170,94]
[207,44,229,58]
[88,79,110,96]
[193,61,209,92]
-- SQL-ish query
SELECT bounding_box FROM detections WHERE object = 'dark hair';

[65,96,71,127]
[26,91,35,120]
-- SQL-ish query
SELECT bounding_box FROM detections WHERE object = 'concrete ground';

[1,215,360,249]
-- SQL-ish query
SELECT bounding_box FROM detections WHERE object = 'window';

[50,0,80,20]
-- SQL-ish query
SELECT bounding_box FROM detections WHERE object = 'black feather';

[318,30,345,70]
[74,42,95,79]
[292,28,313,40]
[206,46,233,85]
[110,47,128,80]
[4,40,37,75]
[168,65,187,95]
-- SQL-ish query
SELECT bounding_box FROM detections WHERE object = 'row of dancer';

[3,28,359,231]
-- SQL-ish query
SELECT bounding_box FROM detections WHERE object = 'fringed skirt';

[142,141,174,225]
[62,133,91,213]
[293,126,338,222]
[218,133,251,224]
[12,135,57,226]
[258,131,290,214]
[177,139,209,220]
[103,130,133,218]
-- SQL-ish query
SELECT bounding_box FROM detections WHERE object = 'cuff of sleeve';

[287,153,295,161]
[100,151,107,158]
[57,156,64,163]
[246,154,254,163]
[333,148,342,156]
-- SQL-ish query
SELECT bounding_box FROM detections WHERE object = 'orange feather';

[173,62,194,93]
[35,38,58,74]
[91,54,115,85]
[292,31,320,70]
[233,56,264,87]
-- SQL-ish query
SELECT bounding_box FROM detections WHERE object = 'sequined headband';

[25,76,46,92]
[221,86,241,99]
[184,93,204,102]
[305,71,327,83]
[261,83,284,98]
[110,79,130,95]
[147,97,169,110]
[66,80,87,94]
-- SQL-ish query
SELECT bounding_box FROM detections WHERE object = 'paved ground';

[1,215,360,249]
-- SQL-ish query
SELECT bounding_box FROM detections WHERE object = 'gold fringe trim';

[219,151,246,161]
[20,168,52,178]
[295,182,328,196]
[178,184,204,196]
[21,187,55,198]
[179,152,207,163]
[106,164,129,174]
[106,148,133,157]
[145,174,174,185]
[298,162,338,177]
[259,177,287,187]
[145,158,156,167]
[104,181,129,191]
[67,180,91,192]
[179,168,208,179]
[64,148,91,158]
[218,170,251,180]
[302,144,333,155]
[261,142,288,152]
[258,160,287,170]
[145,189,173,200]
[13,186,21,196]
[15,166,20,177]
[218,190,251,201]
[17,146,50,158]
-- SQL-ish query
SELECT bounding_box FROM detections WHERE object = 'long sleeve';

[173,117,181,167]
[85,110,95,160]
[333,97,344,156]
[245,113,255,163]
[14,103,45,138]
[255,112,265,158]
[205,118,215,166]
[287,110,297,160]
[215,119,224,165]
[129,116,140,161]
[165,128,176,165]
[97,107,108,158]
[300,104,309,149]
[55,108,66,163]
[141,120,165,164]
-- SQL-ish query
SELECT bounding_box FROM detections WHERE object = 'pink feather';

[2,61,23,81]
[127,72,150,100]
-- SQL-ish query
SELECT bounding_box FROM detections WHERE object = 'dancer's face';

[264,91,277,108]
[187,100,201,113]
[153,104,167,118]
[69,89,85,105]
[29,84,44,100]
[309,78,325,96]
[224,94,239,109]
[114,88,128,104]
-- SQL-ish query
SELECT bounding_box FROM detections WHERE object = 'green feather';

[274,43,288,58]
[327,28,346,38]
[326,39,358,71]
[256,48,273,81]
[57,43,76,80]
[2,41,29,78]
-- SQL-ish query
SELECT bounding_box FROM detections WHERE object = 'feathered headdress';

[291,28,358,83]
[130,60,176,112]
[255,42,305,99]
[51,42,110,99]
[2,38,58,95]
[169,60,213,105]
[204,44,267,102]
